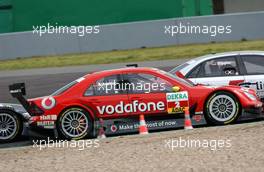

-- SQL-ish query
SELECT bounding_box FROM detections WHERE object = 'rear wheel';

[0,110,23,143]
[58,108,93,140]
[205,92,241,125]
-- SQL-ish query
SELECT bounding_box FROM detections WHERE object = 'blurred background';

[0,0,264,102]
[1,0,264,33]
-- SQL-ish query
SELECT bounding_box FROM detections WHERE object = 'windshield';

[157,69,194,87]
[51,81,78,96]
[169,63,189,73]
[51,77,85,96]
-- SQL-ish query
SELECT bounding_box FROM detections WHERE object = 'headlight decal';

[244,92,257,101]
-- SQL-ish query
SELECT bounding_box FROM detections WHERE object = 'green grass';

[1,40,264,71]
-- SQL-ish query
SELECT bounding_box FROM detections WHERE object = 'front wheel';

[57,108,93,140]
[205,92,241,125]
[0,110,23,143]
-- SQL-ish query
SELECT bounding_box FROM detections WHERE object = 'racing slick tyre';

[0,110,23,143]
[57,107,93,140]
[205,91,241,125]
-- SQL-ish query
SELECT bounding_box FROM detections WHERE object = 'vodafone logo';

[111,125,118,132]
[97,100,165,115]
[41,97,56,110]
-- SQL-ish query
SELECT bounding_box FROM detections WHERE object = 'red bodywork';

[28,68,262,127]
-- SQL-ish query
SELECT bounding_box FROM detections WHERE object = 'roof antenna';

[126,64,138,67]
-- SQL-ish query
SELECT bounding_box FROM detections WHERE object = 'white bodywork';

[171,51,264,100]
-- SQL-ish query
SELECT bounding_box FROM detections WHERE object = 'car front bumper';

[244,106,263,115]
[241,104,264,120]
[244,101,263,114]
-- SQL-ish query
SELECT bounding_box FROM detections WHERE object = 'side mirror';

[172,86,180,92]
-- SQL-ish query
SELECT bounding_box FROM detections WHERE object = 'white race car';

[170,51,264,103]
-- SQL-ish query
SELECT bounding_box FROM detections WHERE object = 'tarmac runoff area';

[0,59,187,103]
[0,121,264,172]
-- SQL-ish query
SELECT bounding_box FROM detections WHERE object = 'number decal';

[175,101,180,108]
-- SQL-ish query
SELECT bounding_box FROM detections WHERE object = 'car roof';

[83,67,161,78]
[190,50,264,62]
[179,50,264,75]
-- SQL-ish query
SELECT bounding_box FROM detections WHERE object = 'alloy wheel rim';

[61,110,89,138]
[209,95,236,122]
[0,113,17,140]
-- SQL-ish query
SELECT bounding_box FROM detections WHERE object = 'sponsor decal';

[41,96,56,110]
[96,100,165,115]
[192,115,202,122]
[40,115,57,121]
[37,121,55,129]
[240,81,264,98]
[256,81,264,90]
[9,89,22,94]
[110,125,118,133]
[117,120,178,131]
[258,91,264,97]
[166,91,189,114]
[167,91,188,101]
[35,115,57,128]
[256,82,264,98]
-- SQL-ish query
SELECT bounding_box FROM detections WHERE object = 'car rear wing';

[9,83,32,115]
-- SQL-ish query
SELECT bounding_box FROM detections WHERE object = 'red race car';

[9,66,263,140]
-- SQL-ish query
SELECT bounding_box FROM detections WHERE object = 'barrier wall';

[0,11,264,60]
[10,0,212,32]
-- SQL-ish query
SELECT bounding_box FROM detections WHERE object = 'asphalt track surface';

[0,59,188,103]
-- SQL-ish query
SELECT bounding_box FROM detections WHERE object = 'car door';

[186,56,245,86]
[240,55,264,101]
[82,74,130,118]
[123,72,173,116]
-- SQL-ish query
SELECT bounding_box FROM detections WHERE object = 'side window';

[187,64,202,78]
[84,84,94,96]
[125,73,173,93]
[94,74,124,96]
[242,55,264,74]
[200,57,239,77]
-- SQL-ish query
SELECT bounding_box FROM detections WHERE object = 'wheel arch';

[56,104,96,140]
[0,107,25,121]
[0,108,24,142]
[203,90,242,125]
[58,104,96,121]
[203,90,242,113]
